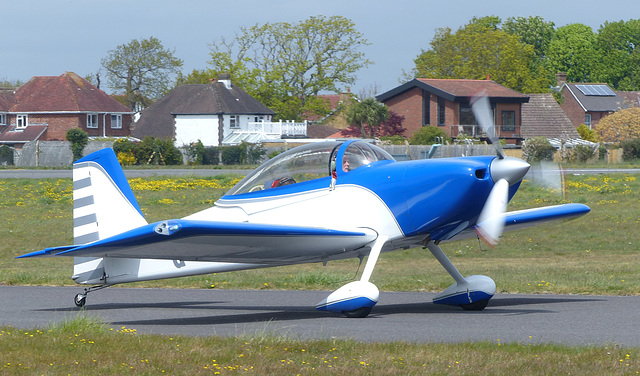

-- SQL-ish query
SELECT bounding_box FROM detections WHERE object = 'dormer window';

[0,113,6,125]
[87,114,98,129]
[16,114,27,129]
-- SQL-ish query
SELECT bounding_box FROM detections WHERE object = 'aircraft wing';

[17,219,378,264]
[447,203,590,242]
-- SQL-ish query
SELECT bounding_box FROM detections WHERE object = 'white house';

[133,74,277,146]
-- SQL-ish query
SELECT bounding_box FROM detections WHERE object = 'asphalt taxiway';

[2,286,638,346]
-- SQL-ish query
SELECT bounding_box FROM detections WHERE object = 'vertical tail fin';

[72,148,147,244]
[72,148,147,285]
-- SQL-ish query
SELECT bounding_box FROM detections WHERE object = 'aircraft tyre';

[342,306,372,318]
[460,299,489,311]
[74,293,86,308]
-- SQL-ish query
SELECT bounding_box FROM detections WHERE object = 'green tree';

[593,19,640,90]
[411,19,550,93]
[101,37,183,109]
[577,123,599,142]
[198,16,371,120]
[547,24,596,83]
[503,16,556,60]
[66,128,89,162]
[344,98,390,138]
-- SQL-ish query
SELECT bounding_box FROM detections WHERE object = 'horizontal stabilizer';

[16,245,77,259]
[17,220,378,264]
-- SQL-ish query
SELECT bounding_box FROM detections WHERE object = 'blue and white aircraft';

[18,99,590,318]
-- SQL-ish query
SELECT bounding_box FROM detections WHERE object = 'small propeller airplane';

[18,95,590,318]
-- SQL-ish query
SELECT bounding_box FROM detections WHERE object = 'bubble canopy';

[225,140,394,196]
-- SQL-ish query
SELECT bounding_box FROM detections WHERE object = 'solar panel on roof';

[576,84,616,96]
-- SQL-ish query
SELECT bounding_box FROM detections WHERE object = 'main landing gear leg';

[316,236,389,318]
[425,240,495,311]
[74,284,111,308]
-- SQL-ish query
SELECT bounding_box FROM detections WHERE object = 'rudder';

[72,148,147,285]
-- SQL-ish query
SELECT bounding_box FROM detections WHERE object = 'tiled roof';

[377,78,529,103]
[306,124,342,138]
[521,93,579,140]
[0,89,17,111]
[134,82,275,139]
[563,83,627,112]
[615,91,640,108]
[0,125,47,143]
[12,72,133,113]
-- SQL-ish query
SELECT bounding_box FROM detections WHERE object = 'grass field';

[1,172,638,295]
[1,170,639,375]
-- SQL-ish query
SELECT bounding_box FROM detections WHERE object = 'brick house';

[0,72,133,147]
[559,82,629,130]
[376,78,529,144]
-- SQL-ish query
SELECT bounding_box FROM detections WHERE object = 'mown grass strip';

[1,316,639,375]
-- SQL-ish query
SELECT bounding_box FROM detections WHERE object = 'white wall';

[175,114,273,147]
[175,114,220,146]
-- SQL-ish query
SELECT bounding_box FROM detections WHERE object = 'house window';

[0,113,6,125]
[230,115,240,128]
[422,92,430,126]
[111,114,122,129]
[16,115,28,129]
[437,97,445,126]
[459,104,474,125]
[585,114,592,129]
[501,111,516,131]
[87,114,98,129]
[254,116,264,122]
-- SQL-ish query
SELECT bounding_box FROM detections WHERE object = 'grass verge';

[1,316,639,375]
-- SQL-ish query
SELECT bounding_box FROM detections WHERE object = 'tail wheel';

[74,293,87,308]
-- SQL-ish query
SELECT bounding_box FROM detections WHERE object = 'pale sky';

[2,0,639,96]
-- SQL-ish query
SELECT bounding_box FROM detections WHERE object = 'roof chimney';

[218,73,231,89]
[556,72,567,87]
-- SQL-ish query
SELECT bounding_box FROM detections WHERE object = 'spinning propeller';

[471,92,529,245]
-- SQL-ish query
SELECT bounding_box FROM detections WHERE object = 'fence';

[14,141,114,167]
[7,140,628,167]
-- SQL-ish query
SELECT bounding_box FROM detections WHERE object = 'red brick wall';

[27,113,83,140]
[9,113,133,141]
[560,87,586,129]
[384,87,424,137]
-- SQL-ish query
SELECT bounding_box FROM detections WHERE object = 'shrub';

[202,147,220,165]
[379,135,407,145]
[574,144,596,163]
[117,151,136,166]
[620,138,640,160]
[220,142,265,165]
[185,140,205,165]
[221,145,243,165]
[114,137,182,165]
[522,137,556,163]
[66,128,89,161]
[409,126,450,145]
[577,124,598,142]
[0,145,13,165]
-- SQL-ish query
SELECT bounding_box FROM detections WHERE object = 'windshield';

[226,142,341,195]
[225,141,395,196]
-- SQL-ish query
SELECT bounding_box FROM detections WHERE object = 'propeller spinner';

[471,91,530,245]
